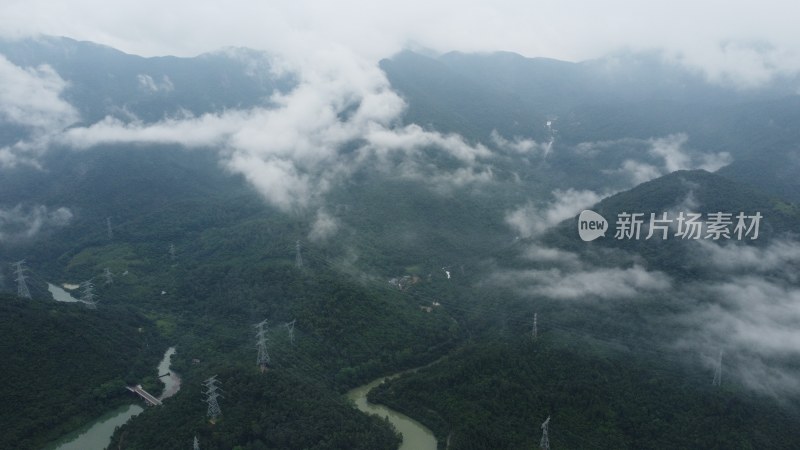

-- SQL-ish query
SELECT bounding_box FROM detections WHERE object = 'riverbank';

[347,374,438,450]
[43,346,180,450]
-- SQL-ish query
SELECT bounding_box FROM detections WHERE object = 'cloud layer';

[505,189,605,238]
[0,55,79,167]
[0,204,73,243]
[2,0,799,87]
[491,263,670,300]
[53,44,495,210]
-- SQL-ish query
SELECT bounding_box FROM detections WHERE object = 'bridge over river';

[126,385,162,406]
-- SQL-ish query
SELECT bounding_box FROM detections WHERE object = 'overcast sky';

[1,1,799,69]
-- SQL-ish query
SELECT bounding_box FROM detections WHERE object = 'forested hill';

[2,36,800,449]
[0,295,165,449]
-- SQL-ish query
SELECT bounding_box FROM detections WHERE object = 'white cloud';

[614,133,732,185]
[491,264,670,300]
[490,130,547,155]
[0,54,79,167]
[669,239,800,396]
[2,0,800,88]
[56,44,495,210]
[618,160,662,185]
[695,239,800,275]
[137,74,174,92]
[505,188,605,238]
[308,208,340,242]
[521,243,581,267]
[0,55,78,130]
[650,134,732,173]
[0,204,73,242]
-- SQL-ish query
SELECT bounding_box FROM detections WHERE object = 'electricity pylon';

[295,240,303,269]
[106,217,113,239]
[540,416,550,450]
[12,260,31,299]
[80,280,98,309]
[255,319,271,372]
[712,350,723,387]
[169,243,176,261]
[203,375,223,421]
[285,319,296,345]
[532,313,538,340]
[103,268,114,285]
[193,435,200,450]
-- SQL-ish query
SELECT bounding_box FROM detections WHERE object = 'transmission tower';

[295,240,303,269]
[80,280,98,309]
[255,319,271,372]
[106,217,113,239]
[103,267,114,285]
[540,416,550,450]
[202,375,223,421]
[712,350,723,387]
[169,243,176,261]
[532,313,538,340]
[285,319,296,345]
[193,435,200,450]
[12,260,32,299]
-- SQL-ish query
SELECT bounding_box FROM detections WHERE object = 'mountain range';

[2,36,799,449]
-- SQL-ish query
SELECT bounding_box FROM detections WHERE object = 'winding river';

[45,282,429,450]
[43,347,180,450]
[347,373,437,450]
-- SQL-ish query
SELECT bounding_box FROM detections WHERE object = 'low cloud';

[596,133,732,186]
[137,74,174,93]
[0,204,73,243]
[491,264,670,300]
[649,134,731,173]
[491,130,549,155]
[505,188,605,238]
[694,239,800,276]
[0,55,78,130]
[668,40,800,89]
[520,243,581,267]
[308,208,340,242]
[57,45,494,211]
[0,55,79,167]
[671,239,800,396]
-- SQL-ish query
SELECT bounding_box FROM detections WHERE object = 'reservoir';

[47,282,82,303]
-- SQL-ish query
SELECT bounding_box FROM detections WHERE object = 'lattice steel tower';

[712,350,723,387]
[255,319,271,371]
[12,260,31,299]
[295,240,303,269]
[540,416,550,450]
[203,375,223,421]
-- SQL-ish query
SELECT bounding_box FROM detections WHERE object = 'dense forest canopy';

[1,35,800,449]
